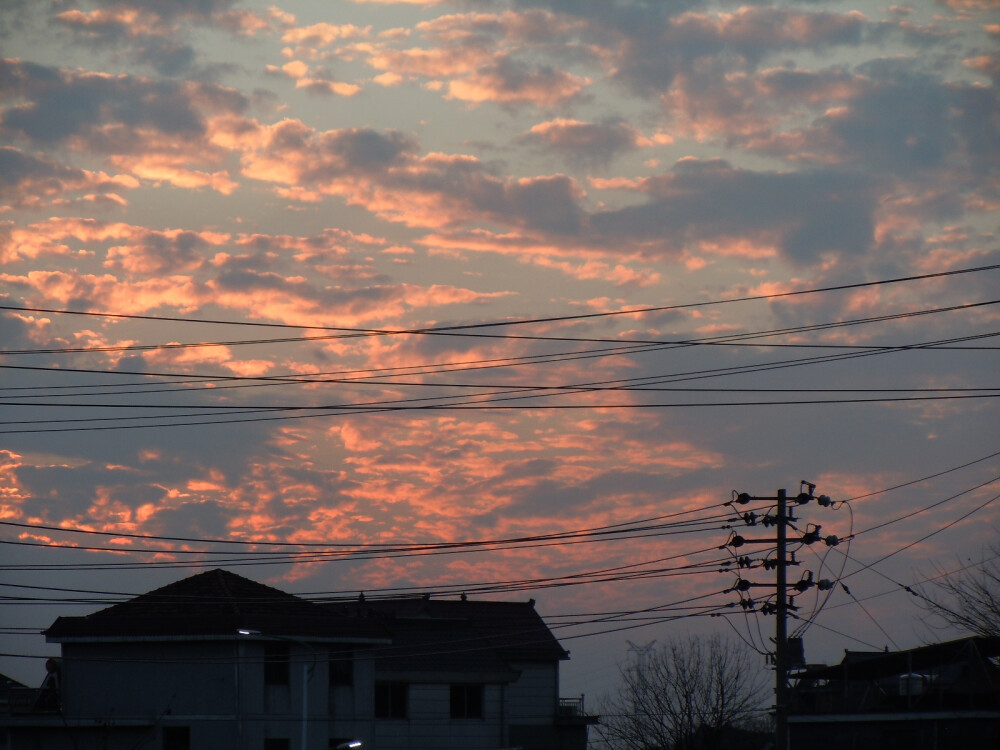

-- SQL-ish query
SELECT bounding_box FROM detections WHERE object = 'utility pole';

[723,483,838,750]
[774,488,789,750]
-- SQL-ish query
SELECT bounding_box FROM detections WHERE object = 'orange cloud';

[282,23,372,46]
[445,63,590,106]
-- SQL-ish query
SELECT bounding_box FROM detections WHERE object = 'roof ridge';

[212,569,242,618]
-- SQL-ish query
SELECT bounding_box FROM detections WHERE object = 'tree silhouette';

[595,634,769,750]
[916,543,1000,638]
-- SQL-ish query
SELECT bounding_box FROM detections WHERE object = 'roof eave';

[47,633,392,645]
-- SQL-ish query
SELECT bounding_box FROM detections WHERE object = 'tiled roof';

[325,596,570,665]
[45,569,388,643]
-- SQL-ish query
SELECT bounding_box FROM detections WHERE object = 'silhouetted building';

[2,569,596,750]
[336,595,596,750]
[789,636,1000,750]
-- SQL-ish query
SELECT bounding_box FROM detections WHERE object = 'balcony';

[557,695,599,725]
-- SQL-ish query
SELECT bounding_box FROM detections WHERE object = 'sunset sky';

[1,0,999,698]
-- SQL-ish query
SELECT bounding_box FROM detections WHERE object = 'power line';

[0,503,731,548]
[4,392,997,434]
[4,297,997,357]
[3,261,997,333]
[0,520,731,572]
[2,299,993,401]
[0,547,727,603]
[850,474,1000,539]
[839,488,1000,585]
[2,299,995,432]
[844,448,1000,503]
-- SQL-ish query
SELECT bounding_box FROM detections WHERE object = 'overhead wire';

[1,277,995,430]
[0,518,736,573]
[843,447,1000,503]
[0,266,1000,680]
[0,501,734,548]
[2,430,997,669]
[1,290,996,434]
[790,502,853,639]
[3,349,998,433]
[0,546,728,604]
[837,582,901,650]
[822,547,1000,614]
[787,483,1000,645]
[0,556,736,604]
[2,260,997,335]
[1,301,994,416]
[3,296,997,357]
[849,474,1000,540]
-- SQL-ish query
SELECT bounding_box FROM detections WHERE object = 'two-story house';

[3,568,596,750]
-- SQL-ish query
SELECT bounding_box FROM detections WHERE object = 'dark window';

[264,739,289,750]
[374,681,407,719]
[328,647,353,686]
[162,726,190,750]
[450,684,484,719]
[264,643,290,686]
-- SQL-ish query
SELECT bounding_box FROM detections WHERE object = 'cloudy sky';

[1,0,998,697]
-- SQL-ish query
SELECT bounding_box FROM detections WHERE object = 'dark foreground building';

[3,569,596,750]
[789,636,1000,750]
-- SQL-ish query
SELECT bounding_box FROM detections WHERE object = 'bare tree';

[915,543,1000,638]
[596,634,769,750]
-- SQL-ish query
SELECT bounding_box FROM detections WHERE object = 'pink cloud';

[964,54,1000,81]
[108,152,239,194]
[519,118,659,165]
[337,422,384,452]
[1,270,202,315]
[0,450,30,520]
[53,7,165,41]
[265,61,364,96]
[348,10,592,107]
[0,147,140,211]
[282,23,372,46]
[444,59,590,107]
[0,60,246,189]
[366,45,493,78]
[236,120,588,233]
[530,257,661,287]
[351,0,447,5]
[670,7,867,48]
[104,229,230,275]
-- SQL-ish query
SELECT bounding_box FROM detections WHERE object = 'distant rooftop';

[800,635,1000,682]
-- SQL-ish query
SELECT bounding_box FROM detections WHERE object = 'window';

[264,739,289,750]
[374,681,408,719]
[450,684,484,719]
[328,647,353,686]
[162,726,190,750]
[264,643,290,686]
